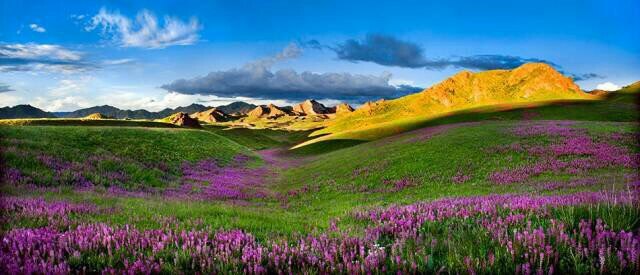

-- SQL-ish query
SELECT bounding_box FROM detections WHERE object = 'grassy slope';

[0,118,177,128]
[3,119,636,239]
[1,82,637,239]
[0,126,254,188]
[278,120,638,228]
[312,63,593,137]
[203,126,313,150]
[295,90,638,149]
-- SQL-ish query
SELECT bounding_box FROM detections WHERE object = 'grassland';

[0,126,254,189]
[1,88,639,273]
[299,90,638,149]
[0,118,178,128]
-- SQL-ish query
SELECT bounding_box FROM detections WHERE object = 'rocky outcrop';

[164,112,202,128]
[82,113,113,120]
[292,100,330,115]
[247,106,269,118]
[191,108,228,123]
[247,104,294,119]
[267,104,289,118]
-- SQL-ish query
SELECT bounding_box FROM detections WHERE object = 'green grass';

[300,92,638,149]
[203,126,313,150]
[0,118,178,128]
[0,126,254,189]
[1,89,638,239]
[2,119,635,237]
[277,120,637,227]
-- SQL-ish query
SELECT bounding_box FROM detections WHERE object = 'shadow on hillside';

[293,92,639,155]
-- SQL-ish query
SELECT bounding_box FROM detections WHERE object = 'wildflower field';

[1,94,639,274]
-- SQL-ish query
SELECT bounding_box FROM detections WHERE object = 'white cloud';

[0,43,81,61]
[0,43,90,73]
[48,77,93,97]
[86,7,201,49]
[30,96,93,112]
[101,58,136,65]
[595,82,621,91]
[0,93,22,107]
[29,23,46,33]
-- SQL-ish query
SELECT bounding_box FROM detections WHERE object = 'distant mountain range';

[0,105,57,119]
[1,101,257,120]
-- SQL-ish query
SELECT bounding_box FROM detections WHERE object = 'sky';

[0,0,638,112]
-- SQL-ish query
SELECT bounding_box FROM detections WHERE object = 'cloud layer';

[305,34,603,81]
[161,44,421,102]
[86,7,201,49]
[0,43,93,73]
[0,83,13,93]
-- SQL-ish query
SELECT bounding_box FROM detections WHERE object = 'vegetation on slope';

[311,63,598,141]
[0,126,253,189]
[296,78,637,149]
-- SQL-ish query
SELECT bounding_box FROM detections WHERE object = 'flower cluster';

[0,196,99,228]
[2,191,638,274]
[489,122,639,184]
[165,156,268,200]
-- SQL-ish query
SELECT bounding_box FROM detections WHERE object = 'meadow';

[1,91,639,273]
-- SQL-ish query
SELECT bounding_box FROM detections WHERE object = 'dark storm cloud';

[306,34,603,81]
[446,55,559,70]
[161,68,422,102]
[161,43,422,102]
[333,34,429,68]
[565,72,605,81]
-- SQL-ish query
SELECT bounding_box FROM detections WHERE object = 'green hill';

[0,126,253,189]
[298,64,635,148]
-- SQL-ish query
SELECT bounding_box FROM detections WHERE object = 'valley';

[1,64,639,273]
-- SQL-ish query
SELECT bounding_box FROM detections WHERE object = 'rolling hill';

[314,63,596,137]
[291,63,611,149]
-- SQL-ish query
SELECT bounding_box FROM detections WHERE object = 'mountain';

[191,108,229,123]
[155,104,209,118]
[216,101,257,115]
[161,112,202,128]
[59,105,154,119]
[292,100,330,115]
[316,63,596,136]
[60,104,210,119]
[59,102,255,119]
[83,113,113,120]
[247,104,293,119]
[0,105,56,119]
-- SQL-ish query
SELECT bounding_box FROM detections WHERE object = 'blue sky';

[0,0,638,111]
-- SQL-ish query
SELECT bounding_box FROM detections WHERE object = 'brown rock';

[247,105,269,118]
[267,104,288,118]
[191,108,228,123]
[165,112,201,128]
[292,99,329,115]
